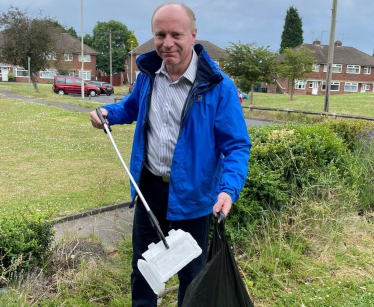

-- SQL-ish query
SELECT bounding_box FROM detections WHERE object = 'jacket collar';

[136,43,223,86]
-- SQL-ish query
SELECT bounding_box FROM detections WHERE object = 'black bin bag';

[182,213,254,307]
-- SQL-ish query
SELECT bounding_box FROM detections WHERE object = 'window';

[364,84,370,91]
[14,67,28,77]
[344,82,358,92]
[312,64,319,72]
[46,53,57,60]
[64,53,73,61]
[78,70,91,80]
[346,65,360,74]
[364,67,371,74]
[309,82,314,88]
[321,82,340,91]
[39,69,57,79]
[323,64,342,73]
[78,54,91,62]
[295,80,306,89]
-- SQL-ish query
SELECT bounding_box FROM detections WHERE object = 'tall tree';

[222,42,278,104]
[85,20,133,74]
[280,6,303,53]
[50,21,78,38]
[126,32,139,52]
[0,7,62,92]
[278,46,316,101]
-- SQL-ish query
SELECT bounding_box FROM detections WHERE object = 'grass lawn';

[242,91,374,117]
[1,94,134,218]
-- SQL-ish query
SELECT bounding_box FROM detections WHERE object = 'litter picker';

[95,108,202,295]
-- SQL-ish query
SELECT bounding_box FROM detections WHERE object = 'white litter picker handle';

[95,108,169,249]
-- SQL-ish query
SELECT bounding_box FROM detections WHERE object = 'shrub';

[7,73,15,82]
[0,208,55,283]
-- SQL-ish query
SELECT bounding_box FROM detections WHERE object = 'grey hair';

[151,2,196,34]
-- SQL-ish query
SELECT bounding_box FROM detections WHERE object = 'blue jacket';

[103,44,251,220]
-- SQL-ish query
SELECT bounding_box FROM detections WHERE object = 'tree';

[280,6,303,53]
[0,7,62,92]
[277,46,316,101]
[50,21,78,38]
[84,20,133,74]
[126,32,139,52]
[222,42,278,104]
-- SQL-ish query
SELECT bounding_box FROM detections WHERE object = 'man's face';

[152,5,197,72]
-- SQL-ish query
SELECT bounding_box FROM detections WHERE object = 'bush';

[0,208,55,283]
[7,73,15,82]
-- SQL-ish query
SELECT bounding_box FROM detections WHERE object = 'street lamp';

[130,40,133,84]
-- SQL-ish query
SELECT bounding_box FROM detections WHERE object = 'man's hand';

[213,192,232,219]
[90,108,108,129]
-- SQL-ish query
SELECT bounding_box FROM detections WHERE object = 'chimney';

[334,40,342,47]
[313,39,321,45]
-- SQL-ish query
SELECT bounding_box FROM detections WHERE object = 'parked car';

[238,89,248,100]
[129,82,135,93]
[52,76,100,96]
[87,81,114,96]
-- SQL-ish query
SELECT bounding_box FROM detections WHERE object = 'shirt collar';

[156,48,198,84]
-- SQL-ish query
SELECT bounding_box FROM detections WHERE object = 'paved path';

[2,88,271,250]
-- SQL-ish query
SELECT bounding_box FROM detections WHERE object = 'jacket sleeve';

[214,79,251,203]
[102,73,147,125]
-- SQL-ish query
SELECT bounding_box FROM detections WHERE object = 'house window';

[14,67,28,77]
[78,70,91,80]
[295,80,306,89]
[321,82,340,91]
[45,53,57,60]
[312,64,319,72]
[78,54,91,62]
[364,84,370,91]
[364,67,371,74]
[344,82,358,92]
[64,53,73,61]
[39,69,57,79]
[346,65,360,74]
[323,64,342,73]
[309,82,314,88]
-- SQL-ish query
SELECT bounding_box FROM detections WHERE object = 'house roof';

[278,42,374,66]
[131,38,226,59]
[0,31,98,55]
[59,33,98,55]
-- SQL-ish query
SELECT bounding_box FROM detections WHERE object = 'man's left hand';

[213,192,232,218]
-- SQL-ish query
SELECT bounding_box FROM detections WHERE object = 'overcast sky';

[1,0,373,56]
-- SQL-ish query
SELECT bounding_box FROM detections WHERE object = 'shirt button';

[163,123,166,127]
[166,104,169,107]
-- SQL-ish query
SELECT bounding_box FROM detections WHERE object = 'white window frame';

[78,54,91,62]
[321,82,340,91]
[14,67,28,77]
[312,64,319,72]
[294,80,306,90]
[346,65,360,74]
[364,83,370,91]
[78,70,91,80]
[39,69,57,79]
[64,53,73,61]
[309,82,313,88]
[46,53,57,60]
[364,67,371,74]
[344,82,358,92]
[323,64,342,73]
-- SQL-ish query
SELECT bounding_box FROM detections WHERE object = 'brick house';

[268,40,374,95]
[123,38,227,84]
[0,33,98,83]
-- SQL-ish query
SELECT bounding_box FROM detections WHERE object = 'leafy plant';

[7,72,15,81]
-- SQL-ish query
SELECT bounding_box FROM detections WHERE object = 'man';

[90,2,251,306]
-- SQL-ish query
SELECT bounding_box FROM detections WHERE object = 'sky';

[0,0,373,56]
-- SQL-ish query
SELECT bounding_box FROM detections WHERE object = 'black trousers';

[131,167,212,307]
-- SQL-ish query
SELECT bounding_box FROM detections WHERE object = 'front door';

[1,68,9,81]
[312,81,318,95]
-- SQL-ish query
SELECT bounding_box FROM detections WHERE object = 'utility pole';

[81,0,84,99]
[324,0,338,113]
[110,30,112,86]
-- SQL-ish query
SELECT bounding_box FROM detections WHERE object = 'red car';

[52,76,101,96]
[238,91,243,104]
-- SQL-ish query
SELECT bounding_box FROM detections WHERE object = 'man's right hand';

[90,108,108,129]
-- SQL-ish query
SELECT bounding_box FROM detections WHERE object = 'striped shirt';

[146,49,198,179]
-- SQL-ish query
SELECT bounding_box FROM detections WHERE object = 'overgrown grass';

[0,82,129,109]
[1,97,134,218]
[242,91,374,118]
